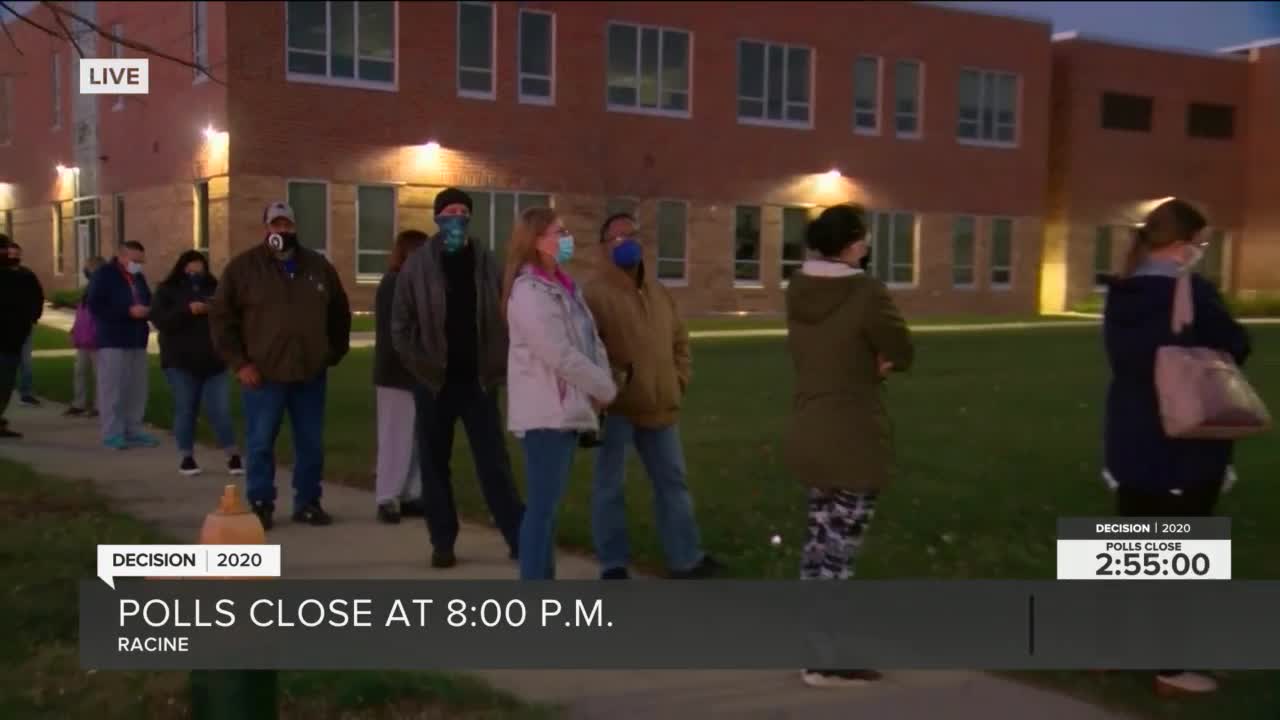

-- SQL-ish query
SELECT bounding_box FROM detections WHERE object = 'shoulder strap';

[1170,270,1194,335]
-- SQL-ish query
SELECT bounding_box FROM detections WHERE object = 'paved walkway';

[0,401,1130,719]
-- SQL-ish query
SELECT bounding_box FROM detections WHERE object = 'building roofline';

[1218,37,1280,54]
[915,2,1053,30]
[1052,31,1248,63]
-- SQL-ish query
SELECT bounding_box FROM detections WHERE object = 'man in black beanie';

[391,187,524,568]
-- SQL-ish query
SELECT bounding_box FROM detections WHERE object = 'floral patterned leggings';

[800,489,878,580]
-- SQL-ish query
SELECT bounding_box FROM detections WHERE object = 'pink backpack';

[71,302,97,350]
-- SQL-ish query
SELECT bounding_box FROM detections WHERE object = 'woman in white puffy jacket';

[502,207,617,580]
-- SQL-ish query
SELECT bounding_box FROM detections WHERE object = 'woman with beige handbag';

[1101,198,1266,696]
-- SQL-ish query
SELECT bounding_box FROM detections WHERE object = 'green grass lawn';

[23,326,1280,719]
[0,457,559,720]
[30,324,73,351]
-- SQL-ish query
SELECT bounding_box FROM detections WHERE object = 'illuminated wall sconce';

[824,169,842,180]
[424,140,441,152]
[55,164,80,176]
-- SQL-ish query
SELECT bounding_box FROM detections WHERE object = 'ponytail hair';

[1120,198,1207,278]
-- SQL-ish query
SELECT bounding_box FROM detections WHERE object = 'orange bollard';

[200,484,266,546]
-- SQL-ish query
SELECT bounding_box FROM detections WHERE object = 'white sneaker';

[1156,672,1218,695]
[801,669,882,688]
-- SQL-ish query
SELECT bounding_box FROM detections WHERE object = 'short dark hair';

[122,241,145,252]
[599,212,636,243]
[389,229,430,272]
[0,233,10,248]
[806,204,868,258]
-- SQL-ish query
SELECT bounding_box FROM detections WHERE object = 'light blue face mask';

[126,261,143,275]
[556,234,575,264]
[436,215,470,254]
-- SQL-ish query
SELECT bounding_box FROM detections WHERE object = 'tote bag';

[70,301,97,350]
[1154,272,1270,439]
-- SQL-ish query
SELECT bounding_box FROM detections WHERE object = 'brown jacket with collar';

[581,261,690,429]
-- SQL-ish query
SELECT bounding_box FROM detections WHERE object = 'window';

[957,68,1017,145]
[51,52,62,129]
[192,2,208,82]
[894,60,922,137]
[870,211,916,286]
[518,9,553,104]
[458,1,495,98]
[1202,229,1227,287]
[52,203,63,274]
[604,197,638,218]
[853,56,880,133]
[656,200,687,282]
[1093,226,1112,287]
[1100,92,1152,132]
[1187,103,1234,140]
[111,25,125,110]
[195,182,210,252]
[738,40,811,126]
[733,205,761,284]
[287,181,328,254]
[952,215,975,288]
[606,23,690,115]
[781,207,807,281]
[114,194,126,247]
[357,185,396,278]
[465,190,550,261]
[287,1,396,87]
[0,76,12,144]
[990,217,1013,287]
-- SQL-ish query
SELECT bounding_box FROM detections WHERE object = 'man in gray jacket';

[391,188,524,568]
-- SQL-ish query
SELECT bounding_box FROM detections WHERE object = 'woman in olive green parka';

[785,204,913,688]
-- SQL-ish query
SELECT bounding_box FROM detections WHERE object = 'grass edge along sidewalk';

[0,456,562,720]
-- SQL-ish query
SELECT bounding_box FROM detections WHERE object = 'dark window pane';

[1187,102,1235,139]
[330,2,355,77]
[358,186,395,253]
[766,45,784,119]
[288,182,327,253]
[657,259,685,280]
[459,69,491,92]
[1101,92,1153,131]
[781,207,806,263]
[459,2,493,70]
[608,24,637,98]
[358,1,394,60]
[786,104,808,123]
[288,51,327,75]
[873,214,890,280]
[493,192,516,258]
[521,77,551,98]
[895,61,918,114]
[467,191,492,248]
[288,0,326,51]
[1093,226,1112,285]
[662,31,689,92]
[663,91,688,112]
[786,47,809,103]
[738,98,762,118]
[358,253,389,276]
[520,11,552,76]
[892,213,914,282]
[517,193,550,213]
[854,57,877,111]
[609,86,637,106]
[738,41,764,99]
[734,206,760,263]
[657,201,686,269]
[359,59,393,83]
[639,28,659,108]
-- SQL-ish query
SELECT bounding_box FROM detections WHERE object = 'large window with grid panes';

[463,190,552,262]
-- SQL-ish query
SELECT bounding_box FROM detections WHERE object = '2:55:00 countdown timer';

[1096,548,1211,577]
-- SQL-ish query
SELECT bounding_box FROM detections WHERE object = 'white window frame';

[285,1,399,92]
[457,1,496,100]
[285,179,331,256]
[0,76,13,145]
[605,22,693,119]
[732,204,763,288]
[870,210,918,289]
[655,198,688,286]
[737,39,814,129]
[355,183,398,283]
[192,1,208,85]
[894,58,924,140]
[957,67,1019,148]
[852,55,881,135]
[111,25,126,110]
[779,205,808,285]
[517,8,555,106]
[952,215,976,289]
[465,189,554,254]
[989,216,1013,290]
[51,52,62,130]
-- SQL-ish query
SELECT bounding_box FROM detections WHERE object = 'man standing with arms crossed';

[211,201,352,531]
[583,212,722,579]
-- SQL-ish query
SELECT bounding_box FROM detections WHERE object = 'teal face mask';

[556,234,575,264]
[436,215,469,254]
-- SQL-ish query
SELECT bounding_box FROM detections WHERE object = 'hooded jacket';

[87,260,152,350]
[150,273,226,378]
[784,259,914,492]
[0,263,43,354]
[1102,262,1250,495]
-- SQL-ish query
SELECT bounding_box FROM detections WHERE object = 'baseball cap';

[263,201,295,224]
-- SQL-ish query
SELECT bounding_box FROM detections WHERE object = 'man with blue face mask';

[581,213,723,580]
[88,240,157,450]
[391,187,525,569]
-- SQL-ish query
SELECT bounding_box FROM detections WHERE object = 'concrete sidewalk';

[0,401,1129,719]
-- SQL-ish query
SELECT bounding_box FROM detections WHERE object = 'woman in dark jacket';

[1102,198,1250,696]
[151,250,242,476]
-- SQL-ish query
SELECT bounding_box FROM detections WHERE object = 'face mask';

[126,261,143,275]
[611,238,643,269]
[1184,244,1205,269]
[188,270,206,284]
[858,247,872,271]
[437,215,469,254]
[556,234,575,264]
[266,232,299,253]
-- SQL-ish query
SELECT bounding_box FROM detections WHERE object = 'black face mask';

[1,256,16,268]
[266,232,299,252]
[859,248,871,271]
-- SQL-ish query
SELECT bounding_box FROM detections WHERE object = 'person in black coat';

[0,235,44,438]
[151,250,242,476]
[1102,198,1250,696]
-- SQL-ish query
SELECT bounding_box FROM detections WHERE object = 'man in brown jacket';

[210,201,352,531]
[582,212,721,580]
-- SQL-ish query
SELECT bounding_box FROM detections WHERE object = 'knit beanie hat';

[434,187,473,216]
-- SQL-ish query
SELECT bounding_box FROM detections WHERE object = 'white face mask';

[1183,244,1205,269]
[126,261,143,275]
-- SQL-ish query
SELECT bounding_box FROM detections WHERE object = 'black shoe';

[0,426,22,439]
[226,455,244,476]
[377,502,401,524]
[19,395,40,407]
[293,502,333,526]
[179,457,202,476]
[251,501,274,531]
[602,567,630,580]
[801,669,883,688]
[63,407,85,417]
[431,549,457,568]
[669,555,725,579]
[399,499,425,517]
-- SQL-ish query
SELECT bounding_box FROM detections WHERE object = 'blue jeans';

[164,368,236,456]
[242,372,327,511]
[518,429,579,580]
[592,416,705,574]
[17,335,32,396]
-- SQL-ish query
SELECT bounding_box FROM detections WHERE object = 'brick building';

[0,2,1273,316]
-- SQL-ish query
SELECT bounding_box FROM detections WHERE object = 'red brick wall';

[1239,46,1280,294]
